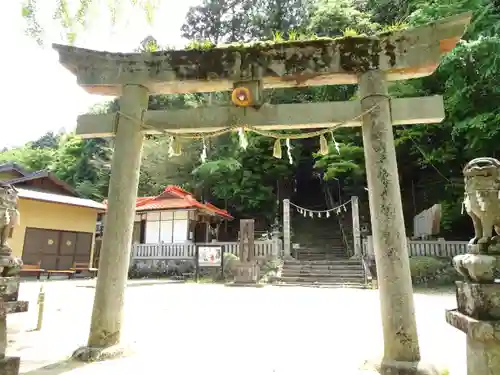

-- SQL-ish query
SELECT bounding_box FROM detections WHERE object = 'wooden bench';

[46,269,75,280]
[70,262,98,277]
[20,262,45,280]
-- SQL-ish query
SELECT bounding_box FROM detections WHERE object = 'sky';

[1,0,201,148]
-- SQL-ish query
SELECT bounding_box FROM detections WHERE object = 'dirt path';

[7,281,465,375]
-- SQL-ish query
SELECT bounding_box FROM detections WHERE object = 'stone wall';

[129,255,281,281]
[129,259,195,278]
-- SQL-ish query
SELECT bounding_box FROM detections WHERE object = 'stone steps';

[295,248,347,260]
[277,259,367,288]
[291,213,351,259]
[281,266,364,274]
[281,271,364,277]
[274,279,369,288]
[284,259,361,266]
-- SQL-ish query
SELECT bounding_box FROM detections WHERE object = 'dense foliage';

[15,0,500,236]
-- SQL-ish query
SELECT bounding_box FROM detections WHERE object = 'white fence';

[362,236,468,258]
[132,239,282,261]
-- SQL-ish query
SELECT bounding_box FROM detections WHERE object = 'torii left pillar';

[73,84,149,360]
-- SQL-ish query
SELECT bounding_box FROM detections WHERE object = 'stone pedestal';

[228,262,261,287]
[0,357,20,375]
[0,277,29,375]
[446,281,500,375]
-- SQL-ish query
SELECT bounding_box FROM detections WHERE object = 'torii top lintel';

[52,13,471,97]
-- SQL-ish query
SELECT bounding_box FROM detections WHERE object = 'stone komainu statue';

[454,157,500,283]
[0,183,22,277]
[463,157,500,248]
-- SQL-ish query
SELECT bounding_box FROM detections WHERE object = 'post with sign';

[196,244,223,282]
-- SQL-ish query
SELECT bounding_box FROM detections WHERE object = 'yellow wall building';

[0,163,105,270]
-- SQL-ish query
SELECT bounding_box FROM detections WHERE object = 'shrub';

[222,253,239,279]
[262,259,281,273]
[409,256,458,286]
[409,256,445,277]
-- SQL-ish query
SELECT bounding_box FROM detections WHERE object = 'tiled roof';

[17,188,106,210]
[102,185,232,219]
[2,169,79,196]
[0,162,31,176]
[135,198,194,211]
[135,186,233,219]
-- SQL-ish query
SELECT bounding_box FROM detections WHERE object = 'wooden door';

[59,231,77,270]
[23,228,94,270]
[92,238,102,268]
[74,232,93,264]
[132,222,141,244]
[22,228,44,265]
[40,230,60,270]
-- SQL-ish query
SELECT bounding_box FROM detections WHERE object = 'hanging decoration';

[331,133,341,155]
[200,138,208,163]
[117,103,380,162]
[319,134,329,155]
[273,139,282,159]
[238,127,248,149]
[289,199,352,219]
[286,139,293,165]
[168,136,182,157]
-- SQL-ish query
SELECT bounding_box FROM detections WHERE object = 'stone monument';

[446,157,500,375]
[0,184,28,375]
[232,219,260,285]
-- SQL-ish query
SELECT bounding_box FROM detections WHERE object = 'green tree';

[0,146,55,172]
[307,0,377,36]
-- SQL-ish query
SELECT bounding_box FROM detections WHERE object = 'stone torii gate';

[53,13,470,372]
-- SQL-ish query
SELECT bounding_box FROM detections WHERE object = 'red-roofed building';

[99,186,232,247]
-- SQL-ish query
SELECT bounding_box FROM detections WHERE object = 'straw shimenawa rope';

[115,102,380,159]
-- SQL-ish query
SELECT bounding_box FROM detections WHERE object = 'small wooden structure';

[99,185,232,244]
[0,163,105,271]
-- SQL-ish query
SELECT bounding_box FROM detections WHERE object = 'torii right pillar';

[359,69,425,374]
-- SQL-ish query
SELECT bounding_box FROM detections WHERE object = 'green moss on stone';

[139,34,402,81]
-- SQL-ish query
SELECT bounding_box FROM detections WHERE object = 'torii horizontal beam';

[76,96,444,138]
[52,13,471,96]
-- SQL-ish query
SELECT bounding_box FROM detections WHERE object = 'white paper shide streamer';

[289,199,352,218]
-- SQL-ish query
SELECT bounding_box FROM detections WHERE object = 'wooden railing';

[132,239,282,260]
[133,243,197,259]
[362,236,468,258]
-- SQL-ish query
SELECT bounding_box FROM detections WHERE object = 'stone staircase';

[291,212,353,258]
[295,248,345,260]
[276,258,369,288]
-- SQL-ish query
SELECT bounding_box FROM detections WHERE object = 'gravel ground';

[6,280,465,375]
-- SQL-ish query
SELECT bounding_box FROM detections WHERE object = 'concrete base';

[0,356,20,375]
[455,281,500,320]
[72,344,131,362]
[0,277,21,302]
[361,358,441,375]
[225,282,265,288]
[446,308,500,375]
[233,262,260,284]
[465,332,500,374]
